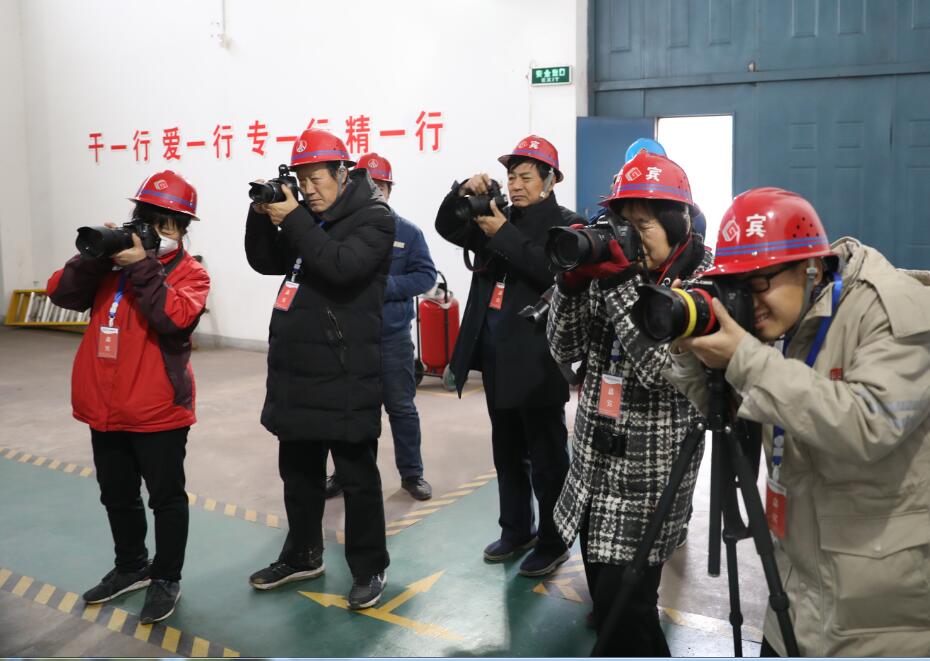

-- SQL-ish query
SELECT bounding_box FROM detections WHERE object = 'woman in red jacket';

[48,171,210,624]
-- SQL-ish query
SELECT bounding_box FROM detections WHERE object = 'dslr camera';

[545,215,643,272]
[248,164,300,204]
[452,179,509,222]
[630,277,754,343]
[75,218,160,259]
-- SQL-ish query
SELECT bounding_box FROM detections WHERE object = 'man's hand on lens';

[475,199,507,237]
[678,298,747,369]
[459,173,491,197]
[262,183,299,226]
[562,239,632,290]
[112,232,147,266]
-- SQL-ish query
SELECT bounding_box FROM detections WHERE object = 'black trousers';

[486,404,570,554]
[580,520,670,657]
[90,427,189,582]
[278,439,389,578]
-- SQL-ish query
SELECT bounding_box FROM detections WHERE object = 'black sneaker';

[483,537,536,562]
[82,564,151,604]
[248,553,324,591]
[325,474,343,499]
[518,548,570,577]
[139,579,180,624]
[347,571,386,610]
[401,476,432,501]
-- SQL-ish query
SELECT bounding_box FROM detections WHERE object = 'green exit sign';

[531,66,572,86]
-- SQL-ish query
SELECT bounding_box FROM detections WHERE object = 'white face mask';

[156,231,179,256]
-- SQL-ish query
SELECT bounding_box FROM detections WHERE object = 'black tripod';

[591,369,800,657]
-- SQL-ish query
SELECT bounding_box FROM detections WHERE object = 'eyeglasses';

[739,262,797,294]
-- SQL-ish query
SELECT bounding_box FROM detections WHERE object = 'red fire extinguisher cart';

[415,271,459,391]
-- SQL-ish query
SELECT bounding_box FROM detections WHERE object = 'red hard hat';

[290,128,356,168]
[702,187,833,277]
[354,152,393,184]
[498,135,563,182]
[129,170,198,219]
[600,150,693,211]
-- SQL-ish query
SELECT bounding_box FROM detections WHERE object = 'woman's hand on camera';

[678,298,746,369]
[475,199,507,237]
[263,183,299,226]
[111,232,147,266]
[459,173,491,197]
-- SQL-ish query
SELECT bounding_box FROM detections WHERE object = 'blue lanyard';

[772,272,842,477]
[107,272,128,327]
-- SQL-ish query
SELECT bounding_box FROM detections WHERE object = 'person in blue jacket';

[327,153,438,500]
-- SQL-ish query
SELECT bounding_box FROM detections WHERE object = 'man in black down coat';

[435,135,581,577]
[244,129,394,610]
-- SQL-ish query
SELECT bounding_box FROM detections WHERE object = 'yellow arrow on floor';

[300,570,462,641]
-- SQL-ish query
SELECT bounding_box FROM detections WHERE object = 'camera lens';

[249,181,280,204]
[75,226,132,259]
[631,285,717,343]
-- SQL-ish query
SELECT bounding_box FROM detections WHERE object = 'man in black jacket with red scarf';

[244,128,394,610]
[435,135,581,577]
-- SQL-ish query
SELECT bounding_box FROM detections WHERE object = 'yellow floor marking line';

[134,622,153,643]
[34,583,56,605]
[0,446,339,543]
[57,591,78,614]
[0,566,242,656]
[381,468,496,538]
[107,607,128,632]
[12,575,34,596]
[301,570,462,641]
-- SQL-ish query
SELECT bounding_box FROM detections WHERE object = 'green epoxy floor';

[0,329,765,657]
[0,452,758,657]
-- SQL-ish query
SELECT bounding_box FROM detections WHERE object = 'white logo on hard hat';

[625,167,642,182]
[296,140,307,153]
[745,213,767,238]
[528,140,540,150]
[646,167,662,182]
[154,179,168,191]
[368,159,379,168]
[722,218,741,242]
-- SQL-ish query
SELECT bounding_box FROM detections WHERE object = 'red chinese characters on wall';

[86,111,445,163]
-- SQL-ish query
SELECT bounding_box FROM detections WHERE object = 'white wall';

[11,0,585,345]
[0,0,35,317]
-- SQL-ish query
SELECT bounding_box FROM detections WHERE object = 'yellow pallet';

[6,289,89,333]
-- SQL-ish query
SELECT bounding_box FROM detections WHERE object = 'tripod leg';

[723,528,744,656]
[591,422,705,657]
[723,425,801,657]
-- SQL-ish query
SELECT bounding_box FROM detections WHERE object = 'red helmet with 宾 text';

[498,135,563,182]
[702,187,833,277]
[600,150,693,212]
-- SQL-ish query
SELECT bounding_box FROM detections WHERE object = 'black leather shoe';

[401,476,432,501]
[325,474,343,499]
[483,537,536,562]
[518,548,570,577]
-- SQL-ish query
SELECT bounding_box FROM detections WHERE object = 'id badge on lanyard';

[97,272,127,360]
[765,272,843,540]
[489,277,505,310]
[275,257,303,312]
[596,335,624,420]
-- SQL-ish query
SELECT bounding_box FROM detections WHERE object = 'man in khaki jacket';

[663,187,930,657]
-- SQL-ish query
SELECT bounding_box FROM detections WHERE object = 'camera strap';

[771,272,843,481]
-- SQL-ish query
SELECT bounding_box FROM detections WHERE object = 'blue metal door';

[576,116,655,219]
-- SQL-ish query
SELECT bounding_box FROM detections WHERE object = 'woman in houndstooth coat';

[545,150,712,656]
